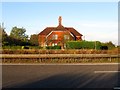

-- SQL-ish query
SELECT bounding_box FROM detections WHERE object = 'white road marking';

[114,87,120,89]
[94,71,120,73]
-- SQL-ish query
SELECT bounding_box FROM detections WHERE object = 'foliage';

[10,26,28,42]
[30,34,39,46]
[66,41,101,50]
[46,45,61,49]
[100,46,108,50]
[6,36,31,46]
[101,41,115,50]
[0,27,9,46]
[2,46,41,50]
[66,41,116,50]
[3,57,119,63]
[2,48,118,54]
[2,46,22,49]
[1,27,31,46]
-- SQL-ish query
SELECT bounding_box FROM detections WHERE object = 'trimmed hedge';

[46,45,61,49]
[66,41,101,50]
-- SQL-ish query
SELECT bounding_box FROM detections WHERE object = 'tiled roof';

[65,27,83,36]
[38,26,82,36]
[38,16,83,37]
[38,27,56,35]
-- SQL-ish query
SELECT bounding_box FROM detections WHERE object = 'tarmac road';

[2,63,120,89]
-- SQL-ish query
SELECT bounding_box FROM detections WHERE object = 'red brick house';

[38,16,83,49]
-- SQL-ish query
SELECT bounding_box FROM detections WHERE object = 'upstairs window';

[52,43,57,46]
[64,35,70,40]
[52,34,58,40]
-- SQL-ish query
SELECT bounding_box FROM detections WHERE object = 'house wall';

[38,30,82,48]
[38,35,46,47]
[46,31,74,47]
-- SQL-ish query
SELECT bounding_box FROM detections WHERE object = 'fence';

[1,54,120,63]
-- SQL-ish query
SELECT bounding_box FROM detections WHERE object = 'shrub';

[2,46,22,49]
[100,46,108,50]
[46,45,61,49]
[2,49,118,54]
[66,41,102,50]
[21,46,29,49]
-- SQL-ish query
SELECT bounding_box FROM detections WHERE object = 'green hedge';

[46,45,61,49]
[2,46,42,49]
[2,46,22,49]
[66,41,101,50]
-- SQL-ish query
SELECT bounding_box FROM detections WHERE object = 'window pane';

[64,35,69,40]
[52,34,58,40]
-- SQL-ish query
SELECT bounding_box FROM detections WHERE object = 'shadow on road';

[3,72,118,89]
[9,73,89,88]
[2,65,119,89]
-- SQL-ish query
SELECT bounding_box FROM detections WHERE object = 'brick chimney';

[59,16,62,26]
[57,16,64,29]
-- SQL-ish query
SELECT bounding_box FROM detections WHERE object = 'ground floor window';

[52,43,57,46]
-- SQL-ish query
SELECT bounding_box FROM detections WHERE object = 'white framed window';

[55,43,57,46]
[52,43,55,46]
[52,43,57,46]
[64,35,70,40]
[52,34,58,40]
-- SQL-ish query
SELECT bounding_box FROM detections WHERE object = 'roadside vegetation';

[2,56,119,63]
[1,48,118,54]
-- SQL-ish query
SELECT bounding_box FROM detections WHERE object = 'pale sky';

[1,1,118,45]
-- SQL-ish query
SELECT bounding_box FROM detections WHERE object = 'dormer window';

[52,34,58,40]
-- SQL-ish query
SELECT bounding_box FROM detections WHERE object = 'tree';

[101,41,115,50]
[10,26,28,42]
[0,26,9,46]
[30,34,39,46]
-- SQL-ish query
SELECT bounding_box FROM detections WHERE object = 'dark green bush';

[2,46,22,49]
[46,45,61,49]
[2,45,42,50]
[66,41,102,50]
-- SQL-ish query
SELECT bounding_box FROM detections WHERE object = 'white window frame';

[64,35,70,40]
[52,34,58,40]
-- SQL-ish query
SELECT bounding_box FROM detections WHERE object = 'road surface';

[2,63,120,89]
